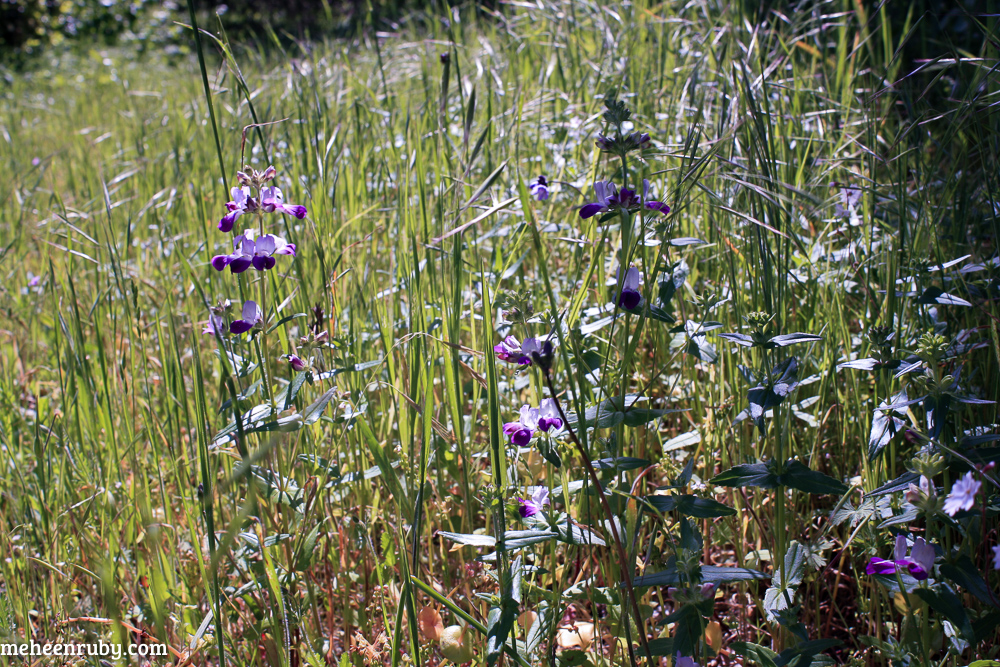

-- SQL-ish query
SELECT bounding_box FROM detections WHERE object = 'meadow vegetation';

[0,1,998,665]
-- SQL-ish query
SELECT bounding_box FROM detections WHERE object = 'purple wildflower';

[536,398,563,432]
[579,179,669,219]
[517,487,550,518]
[230,300,263,335]
[494,335,540,365]
[529,176,549,201]
[866,535,934,581]
[218,185,258,233]
[616,266,643,311]
[992,545,1000,570]
[674,654,699,667]
[943,471,981,516]
[211,230,297,273]
[284,354,307,371]
[27,273,41,288]
[260,186,307,219]
[203,313,225,336]
[503,404,539,446]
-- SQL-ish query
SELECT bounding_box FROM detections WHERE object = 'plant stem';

[541,370,653,666]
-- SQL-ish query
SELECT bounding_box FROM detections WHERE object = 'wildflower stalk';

[539,368,653,666]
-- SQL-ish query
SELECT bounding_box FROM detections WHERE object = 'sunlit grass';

[0,1,998,665]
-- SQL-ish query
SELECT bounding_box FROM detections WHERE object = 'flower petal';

[579,203,606,219]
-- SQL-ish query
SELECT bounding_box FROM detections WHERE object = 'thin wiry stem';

[540,366,653,666]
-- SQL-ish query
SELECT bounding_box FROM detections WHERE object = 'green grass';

[0,1,998,665]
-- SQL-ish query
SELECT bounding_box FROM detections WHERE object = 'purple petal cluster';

[502,399,563,446]
[529,176,550,201]
[211,229,297,274]
[494,335,541,365]
[579,179,669,219]
[230,300,263,335]
[218,186,258,232]
[616,266,643,311]
[866,535,934,581]
[517,487,550,518]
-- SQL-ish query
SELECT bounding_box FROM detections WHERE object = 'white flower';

[943,472,981,516]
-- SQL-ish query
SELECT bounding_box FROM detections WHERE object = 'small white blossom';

[943,472,981,516]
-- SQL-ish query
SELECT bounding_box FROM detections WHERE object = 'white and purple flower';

[230,300,263,335]
[211,229,297,273]
[866,535,934,581]
[993,545,1000,570]
[529,175,549,201]
[615,266,643,311]
[579,179,669,219]
[494,335,540,365]
[503,400,562,446]
[202,313,226,336]
[536,398,563,432]
[260,186,307,219]
[943,471,982,516]
[284,354,308,371]
[218,186,258,233]
[517,487,550,518]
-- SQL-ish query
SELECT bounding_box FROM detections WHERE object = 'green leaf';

[646,638,675,656]
[940,556,998,608]
[776,638,841,667]
[301,387,337,425]
[661,600,711,657]
[711,460,846,495]
[764,542,808,620]
[566,395,683,430]
[914,586,974,641]
[730,641,780,667]
[645,494,736,518]
[294,523,323,571]
[633,565,767,588]
[594,456,651,471]
[711,462,776,488]
[500,530,559,550]
[779,461,848,495]
[438,531,496,547]
[250,466,306,513]
[486,556,520,666]
[282,371,310,410]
